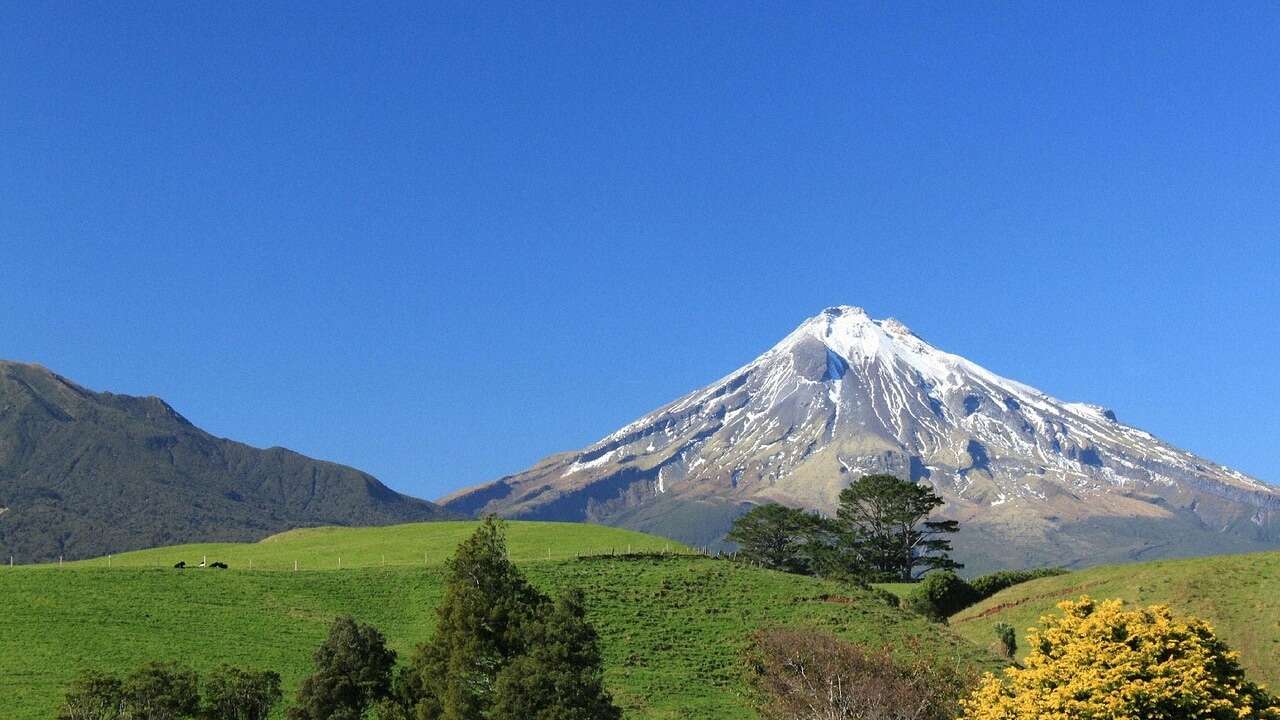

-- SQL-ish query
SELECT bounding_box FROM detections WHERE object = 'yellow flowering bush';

[962,596,1280,720]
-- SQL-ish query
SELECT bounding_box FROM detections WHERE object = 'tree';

[121,661,200,720]
[835,474,960,581]
[288,615,397,720]
[962,596,1280,720]
[201,666,282,720]
[903,570,978,622]
[490,590,622,720]
[394,517,546,719]
[727,503,834,575]
[746,627,971,720]
[58,670,124,720]
[391,517,620,720]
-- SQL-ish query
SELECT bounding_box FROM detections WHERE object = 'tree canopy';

[288,615,397,720]
[836,473,960,581]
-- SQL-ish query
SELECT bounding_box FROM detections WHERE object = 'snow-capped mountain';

[442,306,1280,572]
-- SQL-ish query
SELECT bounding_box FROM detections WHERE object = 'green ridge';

[57,521,685,569]
[0,521,1000,720]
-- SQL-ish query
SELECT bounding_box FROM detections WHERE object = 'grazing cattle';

[210,561,228,569]
[174,561,186,569]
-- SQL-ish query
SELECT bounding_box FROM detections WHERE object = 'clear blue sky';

[3,3,1277,499]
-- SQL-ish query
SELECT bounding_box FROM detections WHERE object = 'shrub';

[201,665,282,720]
[903,571,978,622]
[991,623,1016,659]
[58,670,124,720]
[121,661,199,720]
[962,596,1280,719]
[746,627,971,720]
[968,568,1067,600]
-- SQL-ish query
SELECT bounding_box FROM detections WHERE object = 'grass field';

[55,520,685,570]
[949,550,1280,690]
[2,521,1001,720]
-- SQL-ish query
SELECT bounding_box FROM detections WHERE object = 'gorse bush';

[962,596,1280,720]
[746,627,973,720]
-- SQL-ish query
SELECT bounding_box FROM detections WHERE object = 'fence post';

[294,560,298,572]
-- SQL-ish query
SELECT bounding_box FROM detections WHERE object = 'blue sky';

[2,2,1277,499]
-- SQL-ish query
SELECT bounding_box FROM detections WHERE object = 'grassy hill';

[60,520,683,569]
[1,521,1000,720]
[949,550,1280,690]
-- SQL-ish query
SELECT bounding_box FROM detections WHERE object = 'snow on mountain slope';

[443,306,1280,572]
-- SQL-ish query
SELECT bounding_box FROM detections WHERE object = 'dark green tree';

[394,516,546,719]
[121,661,200,720]
[490,590,622,720]
[58,670,124,720]
[835,473,961,581]
[391,517,619,720]
[726,503,836,575]
[903,570,979,621]
[288,615,397,720]
[201,666,282,720]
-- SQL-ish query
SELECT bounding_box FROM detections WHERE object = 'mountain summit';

[443,306,1280,572]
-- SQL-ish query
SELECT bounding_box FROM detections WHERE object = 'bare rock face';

[443,306,1280,573]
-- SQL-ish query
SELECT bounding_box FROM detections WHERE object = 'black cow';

[174,561,186,569]
[210,561,228,569]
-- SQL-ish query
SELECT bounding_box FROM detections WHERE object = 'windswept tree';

[727,503,836,575]
[288,615,397,720]
[836,473,960,581]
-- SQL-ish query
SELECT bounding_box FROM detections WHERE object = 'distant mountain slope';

[0,360,450,562]
[443,306,1280,573]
